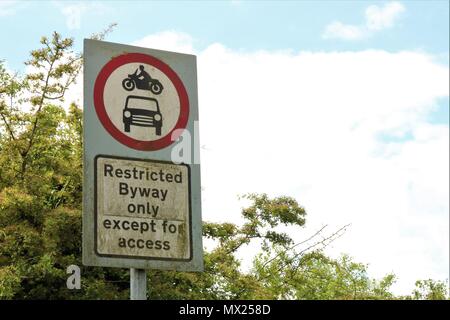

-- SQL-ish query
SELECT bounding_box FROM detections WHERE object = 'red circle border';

[93,53,189,151]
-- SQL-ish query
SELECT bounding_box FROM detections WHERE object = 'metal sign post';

[82,39,204,300]
[130,268,147,300]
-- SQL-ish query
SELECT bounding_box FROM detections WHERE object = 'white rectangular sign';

[82,39,203,271]
[95,156,192,261]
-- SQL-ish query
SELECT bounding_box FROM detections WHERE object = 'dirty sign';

[95,156,192,260]
[82,39,203,271]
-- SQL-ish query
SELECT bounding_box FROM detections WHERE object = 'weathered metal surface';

[95,156,191,260]
[130,268,147,300]
[82,39,203,271]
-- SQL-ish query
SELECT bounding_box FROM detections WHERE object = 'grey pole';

[130,268,147,300]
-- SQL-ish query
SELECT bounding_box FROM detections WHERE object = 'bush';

[0,187,44,228]
[43,207,81,255]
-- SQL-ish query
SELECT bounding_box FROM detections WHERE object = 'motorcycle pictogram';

[122,65,164,95]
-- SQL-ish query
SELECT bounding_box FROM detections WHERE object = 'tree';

[409,279,449,300]
[0,31,128,300]
[253,249,397,300]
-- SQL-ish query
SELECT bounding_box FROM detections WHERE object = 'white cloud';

[54,1,110,30]
[61,3,87,30]
[323,21,367,40]
[323,1,405,40]
[366,2,405,31]
[196,38,447,295]
[132,31,195,55]
[230,0,243,7]
[0,1,23,17]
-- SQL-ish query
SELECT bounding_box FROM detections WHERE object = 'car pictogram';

[123,95,163,136]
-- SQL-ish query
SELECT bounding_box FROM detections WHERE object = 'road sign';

[83,39,203,272]
[93,52,190,151]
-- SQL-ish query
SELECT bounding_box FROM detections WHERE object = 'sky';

[0,1,449,295]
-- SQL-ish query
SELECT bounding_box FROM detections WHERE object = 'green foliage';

[0,31,447,300]
[0,187,44,227]
[0,266,21,299]
[0,31,126,300]
[43,207,81,255]
[253,249,398,300]
[410,279,449,300]
[0,222,44,263]
[144,193,306,300]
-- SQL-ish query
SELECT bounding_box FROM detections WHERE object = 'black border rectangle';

[94,154,193,262]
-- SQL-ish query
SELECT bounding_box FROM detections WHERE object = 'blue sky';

[1,1,449,65]
[1,1,448,125]
[1,1,449,295]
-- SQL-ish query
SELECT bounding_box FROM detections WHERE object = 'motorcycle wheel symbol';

[122,78,135,91]
[150,81,163,95]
